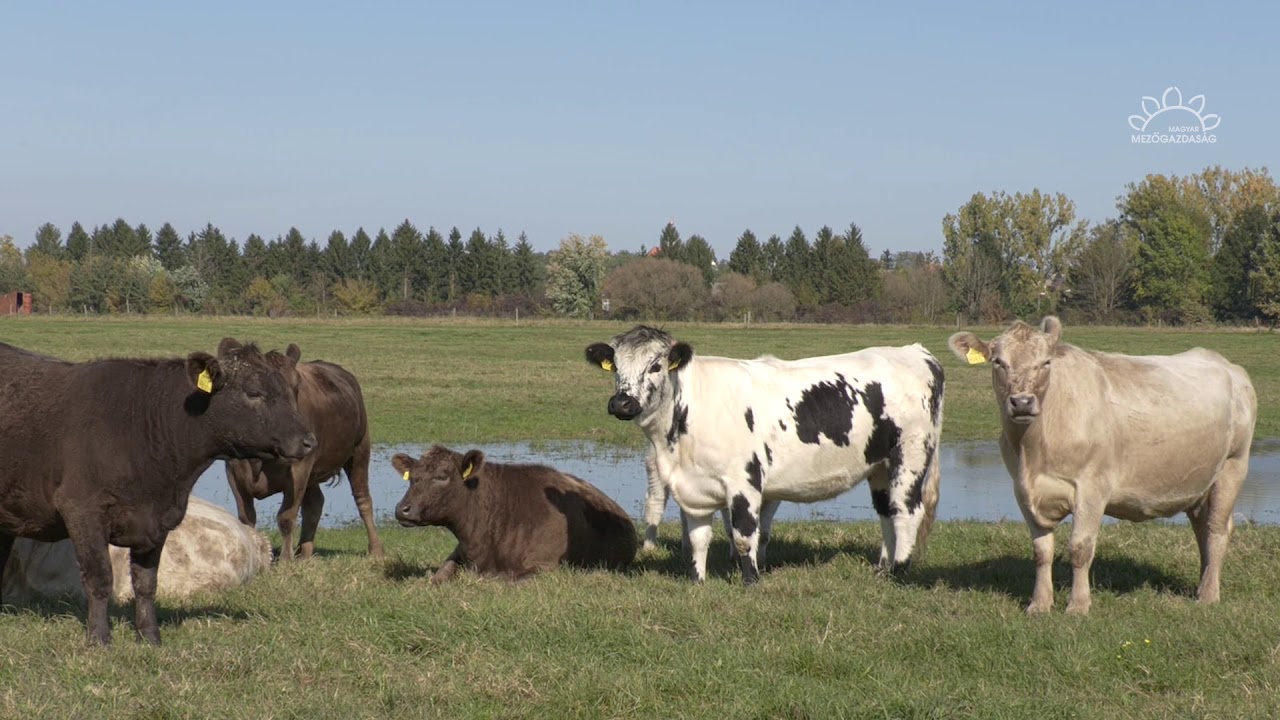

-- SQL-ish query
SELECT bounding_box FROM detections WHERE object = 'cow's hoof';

[1064,603,1091,616]
[1025,602,1052,615]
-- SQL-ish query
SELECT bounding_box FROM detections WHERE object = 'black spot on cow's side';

[778,420,787,431]
[745,453,763,491]
[859,382,902,466]
[666,402,689,449]
[905,439,934,514]
[785,398,793,411]
[764,444,773,466]
[924,356,945,425]
[744,408,755,432]
[731,494,757,537]
[793,375,857,447]
[870,488,894,517]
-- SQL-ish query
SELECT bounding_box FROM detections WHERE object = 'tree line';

[2,164,1276,324]
[943,165,1280,324]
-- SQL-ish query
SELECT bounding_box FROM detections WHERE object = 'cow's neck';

[144,364,225,486]
[637,370,687,456]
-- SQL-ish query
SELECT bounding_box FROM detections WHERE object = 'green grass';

[3,315,1278,445]
[1,522,1279,719]
[3,316,1280,718]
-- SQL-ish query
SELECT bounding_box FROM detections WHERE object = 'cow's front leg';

[298,484,324,559]
[641,452,667,551]
[1026,523,1056,614]
[729,491,762,585]
[225,461,259,527]
[684,512,714,582]
[276,462,311,561]
[757,500,781,569]
[66,523,114,645]
[431,545,464,584]
[1065,500,1104,615]
[129,543,165,645]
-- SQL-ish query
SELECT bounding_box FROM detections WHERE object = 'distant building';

[1,291,32,315]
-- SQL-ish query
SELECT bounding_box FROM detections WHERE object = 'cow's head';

[391,445,485,527]
[949,316,1062,425]
[585,326,692,422]
[186,337,316,461]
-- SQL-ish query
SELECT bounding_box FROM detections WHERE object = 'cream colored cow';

[950,316,1256,615]
[3,497,271,604]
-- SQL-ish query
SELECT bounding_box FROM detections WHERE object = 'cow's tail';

[912,437,941,562]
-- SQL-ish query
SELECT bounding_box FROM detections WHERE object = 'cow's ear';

[186,352,224,394]
[948,332,991,366]
[668,342,693,371]
[460,449,485,480]
[391,453,415,481]
[1040,316,1062,346]
[217,337,243,357]
[585,342,616,372]
[286,343,302,364]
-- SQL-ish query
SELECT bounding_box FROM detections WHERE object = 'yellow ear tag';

[402,471,410,482]
[668,359,681,371]
[461,462,473,479]
[196,369,214,393]
[966,348,987,365]
[601,359,614,372]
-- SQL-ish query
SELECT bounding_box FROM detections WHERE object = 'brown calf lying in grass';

[392,445,637,583]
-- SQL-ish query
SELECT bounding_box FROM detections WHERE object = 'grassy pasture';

[1,316,1279,718]
[1,523,1279,719]
[3,314,1278,445]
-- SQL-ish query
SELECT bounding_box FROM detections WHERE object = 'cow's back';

[464,463,636,576]
[550,473,638,569]
[296,360,369,478]
[683,344,941,502]
[1021,345,1253,521]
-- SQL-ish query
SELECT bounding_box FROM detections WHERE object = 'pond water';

[190,439,1280,530]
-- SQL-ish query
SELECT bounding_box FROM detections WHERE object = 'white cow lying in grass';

[3,497,272,604]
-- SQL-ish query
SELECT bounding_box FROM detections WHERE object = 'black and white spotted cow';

[585,326,944,584]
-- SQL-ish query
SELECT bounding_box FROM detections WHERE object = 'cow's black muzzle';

[607,393,641,421]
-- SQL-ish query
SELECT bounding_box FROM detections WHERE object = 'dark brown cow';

[0,338,314,645]
[391,445,637,583]
[225,344,383,561]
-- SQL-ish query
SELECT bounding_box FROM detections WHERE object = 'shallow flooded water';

[191,440,1280,529]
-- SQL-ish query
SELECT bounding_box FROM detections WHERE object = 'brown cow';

[225,343,383,561]
[391,445,637,583]
[0,338,314,645]
[949,316,1256,614]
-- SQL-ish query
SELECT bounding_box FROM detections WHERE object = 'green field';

[2,523,1279,719]
[4,315,1278,445]
[2,316,1279,719]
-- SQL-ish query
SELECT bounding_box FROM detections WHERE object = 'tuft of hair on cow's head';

[196,337,315,461]
[392,445,484,528]
[586,325,693,423]
[951,316,1064,426]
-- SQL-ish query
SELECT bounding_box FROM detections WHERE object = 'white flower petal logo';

[1128,87,1220,144]
[1128,86,1220,132]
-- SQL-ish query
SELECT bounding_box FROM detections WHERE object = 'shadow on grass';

[901,553,1198,602]
[633,532,1198,603]
[381,556,436,582]
[0,597,254,631]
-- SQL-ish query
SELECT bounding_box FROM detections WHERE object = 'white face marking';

[610,337,674,416]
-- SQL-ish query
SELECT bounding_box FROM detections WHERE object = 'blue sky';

[2,1,1277,257]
